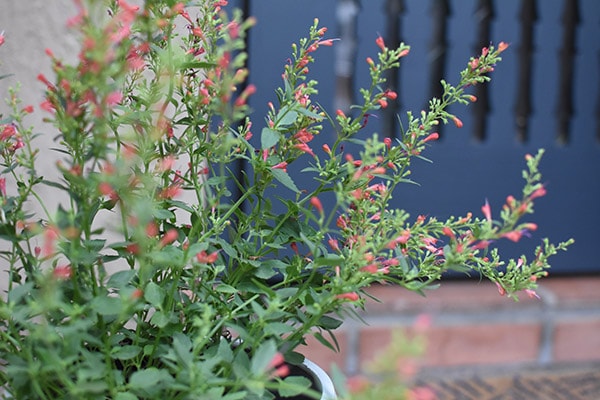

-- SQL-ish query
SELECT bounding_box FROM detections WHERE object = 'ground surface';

[417,362,600,400]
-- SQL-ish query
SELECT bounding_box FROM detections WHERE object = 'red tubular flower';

[272,161,287,171]
[294,128,314,143]
[502,230,523,242]
[125,243,140,255]
[131,288,144,300]
[495,282,506,296]
[470,240,490,250]
[98,182,119,202]
[422,132,439,143]
[442,226,455,239]
[294,142,315,157]
[234,84,257,107]
[383,137,392,149]
[37,73,53,89]
[53,265,73,280]
[361,264,378,274]
[267,352,289,378]
[159,184,182,199]
[145,222,159,237]
[328,237,340,252]
[481,199,492,221]
[196,250,219,264]
[310,196,323,214]
[318,39,334,46]
[160,229,179,246]
[336,215,349,229]
[375,35,385,51]
[336,292,359,302]
[470,58,480,70]
[105,91,123,106]
[452,116,463,128]
[529,186,547,200]
[384,89,397,100]
[497,41,510,53]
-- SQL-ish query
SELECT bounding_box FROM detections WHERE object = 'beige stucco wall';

[1,1,78,293]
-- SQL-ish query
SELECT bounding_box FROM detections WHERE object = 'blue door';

[234,0,600,274]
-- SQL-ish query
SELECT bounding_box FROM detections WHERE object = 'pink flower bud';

[160,229,179,246]
[310,196,323,213]
[497,41,509,53]
[452,116,463,128]
[336,292,359,302]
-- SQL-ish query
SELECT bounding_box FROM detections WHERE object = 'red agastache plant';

[0,0,571,399]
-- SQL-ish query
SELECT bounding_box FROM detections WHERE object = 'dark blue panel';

[239,0,600,274]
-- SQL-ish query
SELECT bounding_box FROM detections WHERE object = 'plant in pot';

[0,0,572,399]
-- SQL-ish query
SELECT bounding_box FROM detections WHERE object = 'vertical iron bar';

[471,0,494,142]
[428,0,451,139]
[334,0,360,114]
[597,48,600,142]
[382,0,405,138]
[514,0,537,143]
[556,0,579,144]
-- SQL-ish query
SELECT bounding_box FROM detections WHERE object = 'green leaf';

[313,331,337,352]
[115,392,139,400]
[217,338,234,364]
[180,60,216,70]
[297,107,324,120]
[128,368,173,394]
[278,375,312,397]
[313,255,344,266]
[271,169,300,193]
[107,269,137,288]
[264,322,295,336]
[90,296,122,316]
[83,239,106,252]
[276,109,298,127]
[172,333,193,366]
[129,368,160,388]
[7,282,34,303]
[111,345,142,360]
[318,315,343,330]
[256,259,287,279]
[250,340,277,373]
[144,282,165,308]
[215,283,237,293]
[261,127,280,149]
[153,208,175,220]
[150,311,170,328]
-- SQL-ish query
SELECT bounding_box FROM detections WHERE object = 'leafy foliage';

[0,1,571,399]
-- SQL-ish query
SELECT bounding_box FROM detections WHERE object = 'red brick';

[298,331,348,373]
[359,321,542,369]
[363,281,542,315]
[541,276,600,308]
[554,318,600,362]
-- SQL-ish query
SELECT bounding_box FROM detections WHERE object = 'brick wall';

[300,276,600,376]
